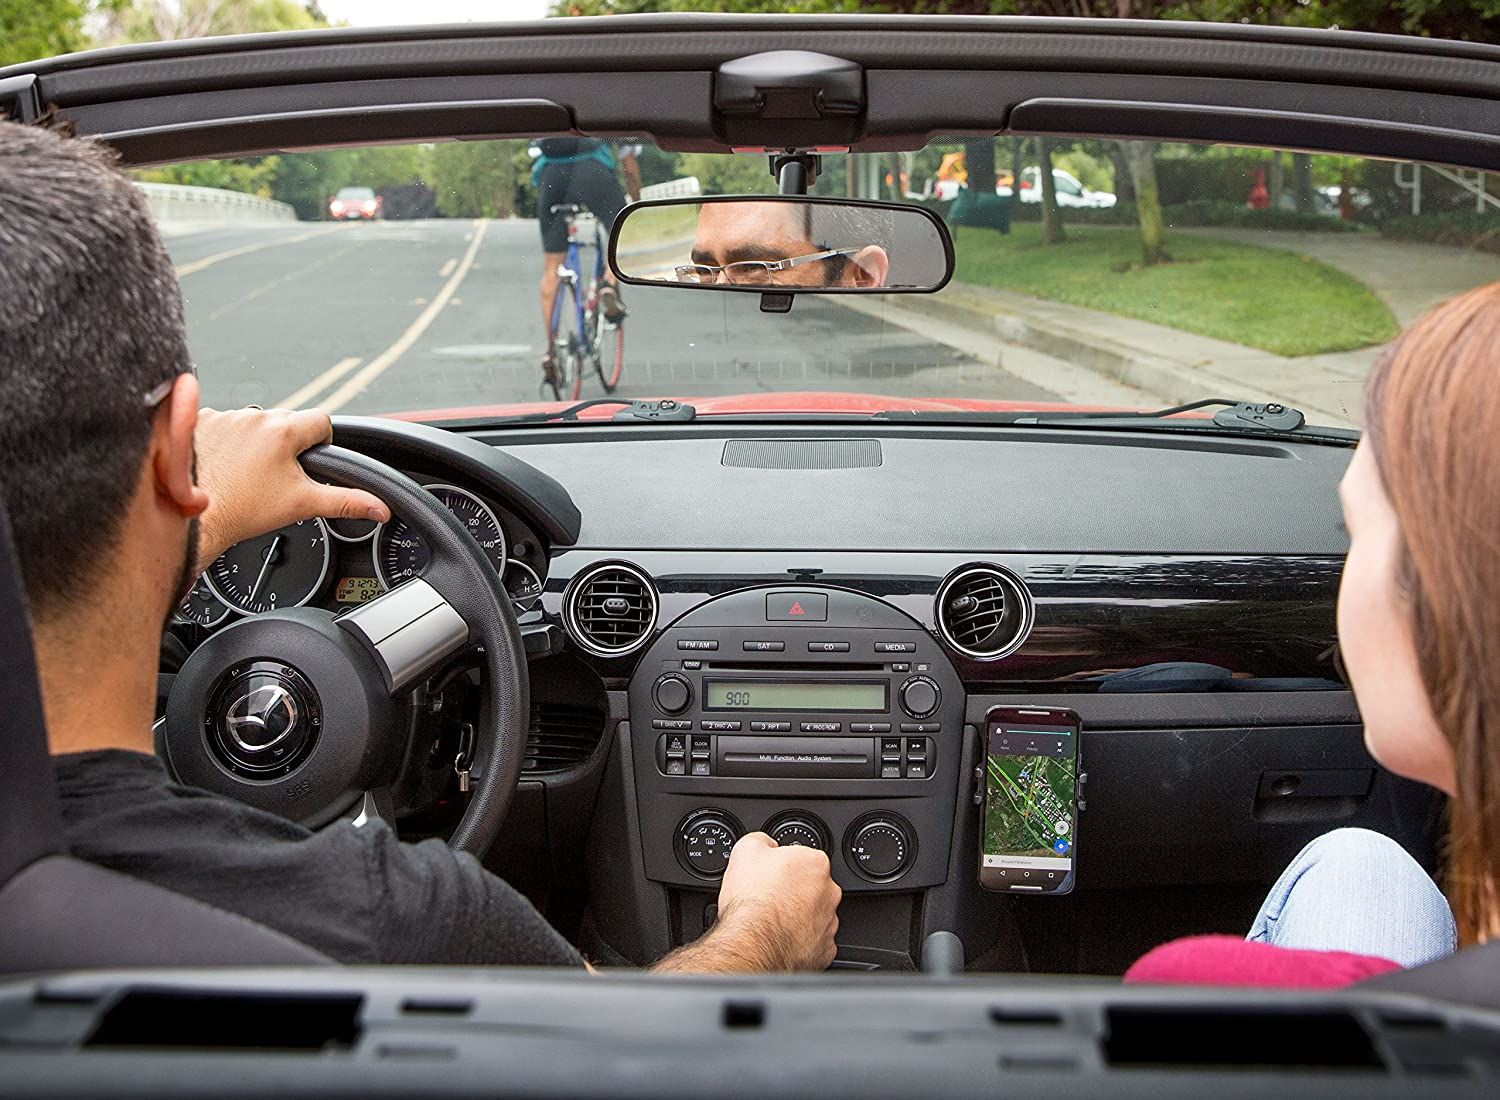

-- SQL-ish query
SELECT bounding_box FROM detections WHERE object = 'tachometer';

[176,572,232,628]
[375,484,507,590]
[206,518,331,615]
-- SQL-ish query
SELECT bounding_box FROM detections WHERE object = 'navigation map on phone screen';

[983,723,1076,878]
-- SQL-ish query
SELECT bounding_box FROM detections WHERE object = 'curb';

[889,284,1359,427]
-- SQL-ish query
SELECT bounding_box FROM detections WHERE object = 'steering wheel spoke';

[350,785,397,830]
[337,578,470,695]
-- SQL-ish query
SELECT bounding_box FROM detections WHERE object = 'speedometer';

[207,518,331,615]
[375,484,507,590]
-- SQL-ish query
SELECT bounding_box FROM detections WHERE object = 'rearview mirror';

[608,196,954,294]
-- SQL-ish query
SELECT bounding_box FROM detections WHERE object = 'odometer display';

[207,518,331,615]
[376,484,507,590]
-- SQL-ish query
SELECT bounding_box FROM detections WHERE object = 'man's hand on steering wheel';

[193,406,391,573]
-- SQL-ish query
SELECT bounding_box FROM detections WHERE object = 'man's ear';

[152,374,210,518]
[849,246,890,288]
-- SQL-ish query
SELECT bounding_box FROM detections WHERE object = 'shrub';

[1379,211,1500,255]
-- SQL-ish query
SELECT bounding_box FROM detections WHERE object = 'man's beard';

[165,517,200,634]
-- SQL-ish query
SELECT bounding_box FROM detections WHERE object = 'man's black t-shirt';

[54,750,585,967]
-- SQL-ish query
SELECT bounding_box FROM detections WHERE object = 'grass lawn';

[952,223,1399,356]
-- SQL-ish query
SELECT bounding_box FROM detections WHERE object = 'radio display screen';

[704,680,887,712]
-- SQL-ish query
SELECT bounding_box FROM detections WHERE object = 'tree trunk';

[1268,151,1285,209]
[1010,136,1024,197]
[1109,143,1134,203]
[964,138,997,198]
[1293,152,1314,214]
[1039,138,1065,245]
[1120,140,1168,266]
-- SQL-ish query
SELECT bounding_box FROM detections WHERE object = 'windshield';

[140,136,1500,428]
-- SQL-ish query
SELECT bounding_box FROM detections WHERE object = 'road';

[165,218,1060,415]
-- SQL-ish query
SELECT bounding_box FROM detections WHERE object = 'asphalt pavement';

[166,218,1060,415]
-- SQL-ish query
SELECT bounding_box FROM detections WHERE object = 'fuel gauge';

[176,572,232,628]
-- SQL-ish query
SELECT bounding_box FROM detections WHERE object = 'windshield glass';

[141,136,1500,428]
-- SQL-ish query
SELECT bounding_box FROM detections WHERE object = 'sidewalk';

[842,282,1368,427]
[847,233,1500,429]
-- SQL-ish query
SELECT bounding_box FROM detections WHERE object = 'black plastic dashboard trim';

[331,416,581,548]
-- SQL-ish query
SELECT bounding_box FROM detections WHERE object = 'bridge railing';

[136,182,297,229]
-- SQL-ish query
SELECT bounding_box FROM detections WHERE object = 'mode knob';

[654,673,692,715]
[675,809,742,878]
[844,812,916,883]
[898,676,941,719]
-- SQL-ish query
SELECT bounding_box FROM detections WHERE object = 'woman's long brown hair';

[1364,281,1500,945]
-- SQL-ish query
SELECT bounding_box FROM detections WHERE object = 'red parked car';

[328,185,381,220]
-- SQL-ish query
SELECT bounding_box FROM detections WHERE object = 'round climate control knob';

[765,812,829,852]
[654,674,692,715]
[898,676,940,719]
[675,809,741,878]
[844,812,916,883]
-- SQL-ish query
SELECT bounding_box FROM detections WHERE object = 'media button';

[800,721,841,733]
[807,640,849,653]
[743,640,785,652]
[677,639,718,651]
[874,641,917,654]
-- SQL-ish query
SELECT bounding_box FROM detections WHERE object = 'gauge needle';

[248,534,283,604]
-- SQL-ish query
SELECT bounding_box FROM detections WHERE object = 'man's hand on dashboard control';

[193,406,391,572]
[652,832,842,974]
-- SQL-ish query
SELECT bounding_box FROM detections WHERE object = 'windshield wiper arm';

[875,399,1354,441]
[483,398,697,426]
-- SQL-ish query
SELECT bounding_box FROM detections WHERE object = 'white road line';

[319,221,489,412]
[439,257,457,278]
[174,225,344,278]
[277,357,365,410]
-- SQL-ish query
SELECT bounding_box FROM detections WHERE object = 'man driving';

[678,201,892,288]
[0,121,840,972]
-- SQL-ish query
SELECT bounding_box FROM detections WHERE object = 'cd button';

[807,640,849,653]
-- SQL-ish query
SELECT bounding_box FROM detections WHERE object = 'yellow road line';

[277,356,364,410]
[320,221,489,413]
[174,225,343,278]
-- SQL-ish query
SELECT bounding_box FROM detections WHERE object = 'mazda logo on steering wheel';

[224,682,300,753]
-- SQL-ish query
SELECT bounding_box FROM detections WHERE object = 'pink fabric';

[1124,934,1402,989]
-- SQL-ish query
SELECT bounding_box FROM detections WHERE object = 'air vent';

[935,564,1034,661]
[564,561,659,658]
[524,702,606,772]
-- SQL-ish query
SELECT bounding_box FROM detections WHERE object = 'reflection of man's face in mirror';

[688,202,891,288]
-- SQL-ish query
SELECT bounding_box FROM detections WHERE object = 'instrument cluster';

[174,477,546,632]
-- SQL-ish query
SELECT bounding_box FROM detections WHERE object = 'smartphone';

[979,705,1080,894]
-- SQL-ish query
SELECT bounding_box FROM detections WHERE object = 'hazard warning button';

[766,592,828,622]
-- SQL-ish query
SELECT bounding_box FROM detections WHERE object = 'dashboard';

[175,474,551,631]
[163,417,1440,973]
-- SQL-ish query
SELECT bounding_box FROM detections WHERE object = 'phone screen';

[980,711,1078,893]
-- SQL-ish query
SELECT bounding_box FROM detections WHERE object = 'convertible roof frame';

[3,14,1500,171]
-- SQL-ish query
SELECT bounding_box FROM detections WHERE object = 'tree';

[0,0,89,66]
[1120,140,1169,265]
[1038,138,1065,245]
[94,0,324,44]
[1292,151,1315,214]
[430,141,520,219]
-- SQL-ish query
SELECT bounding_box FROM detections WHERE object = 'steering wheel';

[160,446,528,855]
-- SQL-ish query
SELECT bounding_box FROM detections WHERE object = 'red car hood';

[388,392,1130,423]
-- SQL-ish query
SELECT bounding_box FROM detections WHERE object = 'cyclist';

[532,138,641,392]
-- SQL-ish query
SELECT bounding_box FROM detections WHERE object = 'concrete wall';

[136,182,297,235]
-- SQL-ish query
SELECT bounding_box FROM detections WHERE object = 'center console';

[627,586,966,893]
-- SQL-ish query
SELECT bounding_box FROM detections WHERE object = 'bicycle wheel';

[549,278,583,402]
[591,303,625,393]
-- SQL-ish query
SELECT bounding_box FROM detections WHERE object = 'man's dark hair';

[0,121,192,620]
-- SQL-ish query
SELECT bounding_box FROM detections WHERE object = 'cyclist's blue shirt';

[531,141,616,184]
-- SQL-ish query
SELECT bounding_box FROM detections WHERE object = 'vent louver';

[935,564,1034,661]
[524,702,606,772]
[564,562,659,658]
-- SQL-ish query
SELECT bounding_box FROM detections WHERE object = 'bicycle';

[544,202,625,401]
